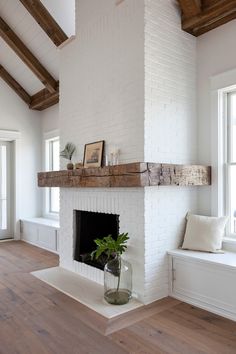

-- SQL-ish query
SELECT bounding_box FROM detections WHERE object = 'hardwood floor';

[0,241,236,354]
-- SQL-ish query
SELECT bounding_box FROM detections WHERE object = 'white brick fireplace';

[58,0,199,305]
[60,188,146,300]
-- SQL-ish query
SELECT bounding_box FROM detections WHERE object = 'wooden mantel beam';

[0,16,57,92]
[19,0,68,47]
[0,64,31,104]
[181,0,236,36]
[178,0,202,18]
[38,163,211,188]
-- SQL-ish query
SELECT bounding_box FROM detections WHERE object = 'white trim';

[0,130,21,240]
[44,129,59,141]
[0,130,21,141]
[210,69,236,246]
[211,68,236,91]
[58,35,76,50]
[223,238,236,252]
[211,90,224,216]
[170,292,236,323]
[21,239,59,255]
[21,217,59,229]
[43,130,60,219]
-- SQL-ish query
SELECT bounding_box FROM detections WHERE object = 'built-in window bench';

[20,218,59,254]
[168,249,236,322]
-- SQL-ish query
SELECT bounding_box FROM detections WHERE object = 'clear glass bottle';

[104,254,132,305]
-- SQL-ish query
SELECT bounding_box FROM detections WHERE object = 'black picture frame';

[83,140,104,168]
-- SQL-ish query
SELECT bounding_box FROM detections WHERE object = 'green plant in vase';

[91,233,132,305]
[60,142,76,170]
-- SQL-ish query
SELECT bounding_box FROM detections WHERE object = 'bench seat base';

[168,250,236,322]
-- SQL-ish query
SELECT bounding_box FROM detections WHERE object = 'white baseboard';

[21,239,58,254]
[169,291,236,322]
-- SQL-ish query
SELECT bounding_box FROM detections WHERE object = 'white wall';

[0,80,42,227]
[59,0,146,300]
[145,0,197,164]
[41,104,59,134]
[58,0,199,304]
[197,20,236,215]
[60,0,145,167]
[143,0,198,303]
[41,0,75,37]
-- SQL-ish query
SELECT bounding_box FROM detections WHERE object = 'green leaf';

[91,233,129,260]
[60,142,76,161]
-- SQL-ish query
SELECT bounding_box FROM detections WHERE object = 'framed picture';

[83,140,104,168]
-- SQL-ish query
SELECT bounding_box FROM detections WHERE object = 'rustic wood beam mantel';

[0,64,31,104]
[19,0,68,47]
[38,163,211,188]
[179,0,236,36]
[0,16,57,92]
[30,83,59,110]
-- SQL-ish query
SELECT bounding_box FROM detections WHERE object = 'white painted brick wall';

[144,0,197,164]
[60,188,145,301]
[60,0,145,166]
[59,0,199,305]
[144,187,198,303]
[143,0,198,303]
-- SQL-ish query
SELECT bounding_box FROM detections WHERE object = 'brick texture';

[143,0,198,303]
[60,0,145,166]
[60,188,145,300]
[59,0,198,304]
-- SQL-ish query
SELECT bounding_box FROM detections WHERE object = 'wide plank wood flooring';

[0,241,236,354]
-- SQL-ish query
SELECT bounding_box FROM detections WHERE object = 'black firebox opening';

[73,210,119,270]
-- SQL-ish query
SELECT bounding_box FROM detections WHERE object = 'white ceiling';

[41,0,75,38]
[0,0,75,96]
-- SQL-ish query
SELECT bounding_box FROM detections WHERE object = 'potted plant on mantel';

[91,233,132,305]
[60,142,76,170]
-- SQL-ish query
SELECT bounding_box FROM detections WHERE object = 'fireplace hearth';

[73,210,119,270]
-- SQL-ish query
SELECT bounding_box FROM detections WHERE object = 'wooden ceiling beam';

[178,0,202,18]
[202,0,222,8]
[30,83,59,111]
[0,64,58,110]
[19,0,68,47]
[182,0,236,36]
[0,16,57,93]
[0,64,31,104]
[193,11,236,36]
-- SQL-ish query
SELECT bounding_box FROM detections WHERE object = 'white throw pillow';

[182,213,228,253]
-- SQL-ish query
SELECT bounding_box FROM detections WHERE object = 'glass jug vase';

[104,254,132,305]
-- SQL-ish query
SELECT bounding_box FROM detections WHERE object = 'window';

[226,91,236,236]
[0,144,7,230]
[211,71,236,243]
[45,136,60,215]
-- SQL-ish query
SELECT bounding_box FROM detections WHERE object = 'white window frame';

[211,68,236,245]
[226,91,236,237]
[43,130,59,219]
[0,130,21,240]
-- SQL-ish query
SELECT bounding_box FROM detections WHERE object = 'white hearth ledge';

[32,267,143,318]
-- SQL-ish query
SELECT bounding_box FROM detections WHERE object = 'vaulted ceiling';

[0,0,74,111]
[0,1,235,111]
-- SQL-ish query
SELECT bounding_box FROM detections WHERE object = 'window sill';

[43,213,59,221]
[223,237,236,252]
